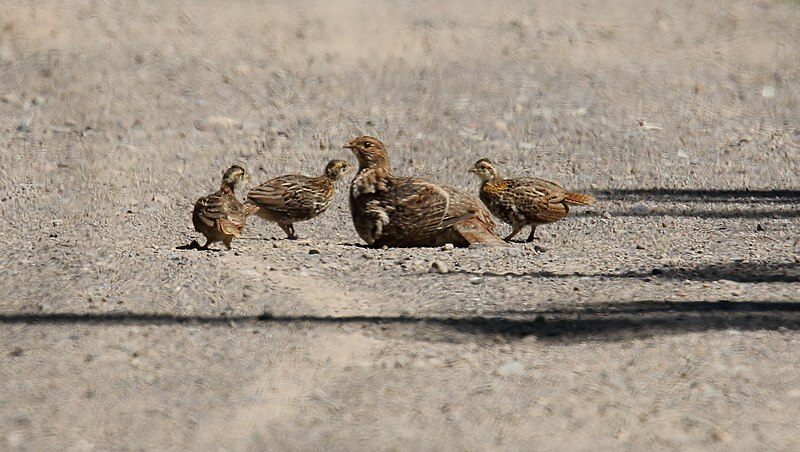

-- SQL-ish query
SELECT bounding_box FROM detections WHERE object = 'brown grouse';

[346,136,505,248]
[246,159,351,239]
[193,165,254,250]
[469,158,595,242]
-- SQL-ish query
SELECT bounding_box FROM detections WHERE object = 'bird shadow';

[175,240,224,252]
[1,300,798,343]
[175,240,203,251]
[337,242,374,248]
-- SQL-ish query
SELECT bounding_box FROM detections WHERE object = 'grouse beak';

[467,167,477,174]
[343,143,355,150]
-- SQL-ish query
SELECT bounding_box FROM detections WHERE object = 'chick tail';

[564,192,596,206]
[243,202,260,217]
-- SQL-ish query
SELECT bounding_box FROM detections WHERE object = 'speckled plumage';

[346,136,505,248]
[245,159,351,239]
[192,165,252,250]
[469,158,595,242]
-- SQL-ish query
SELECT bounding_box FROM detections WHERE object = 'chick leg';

[525,225,539,242]
[504,224,523,242]
[279,222,297,240]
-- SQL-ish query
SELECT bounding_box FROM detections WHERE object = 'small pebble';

[308,249,320,255]
[442,243,455,251]
[0,93,22,105]
[429,261,449,274]
[194,116,243,131]
[497,360,525,376]
[469,277,485,285]
[6,432,24,448]
[506,247,523,257]
[711,429,729,443]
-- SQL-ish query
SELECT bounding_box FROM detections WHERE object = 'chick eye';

[363,142,372,148]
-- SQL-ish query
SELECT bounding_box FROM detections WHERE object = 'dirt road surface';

[1,1,799,450]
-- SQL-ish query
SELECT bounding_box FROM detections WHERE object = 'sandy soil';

[1,1,799,450]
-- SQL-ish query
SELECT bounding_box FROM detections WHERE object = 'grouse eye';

[363,142,372,148]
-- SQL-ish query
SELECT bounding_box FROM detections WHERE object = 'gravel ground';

[1,1,799,450]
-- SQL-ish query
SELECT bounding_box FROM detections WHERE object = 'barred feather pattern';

[247,175,335,222]
[192,167,249,249]
[470,158,595,242]
[347,136,504,248]
[246,160,350,239]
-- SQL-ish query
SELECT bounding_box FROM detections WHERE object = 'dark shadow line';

[593,208,800,219]
[490,300,800,315]
[596,189,800,203]
[433,261,799,283]
[2,300,798,342]
[422,270,799,284]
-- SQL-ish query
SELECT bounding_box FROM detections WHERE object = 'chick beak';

[467,167,477,174]
[343,143,355,150]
